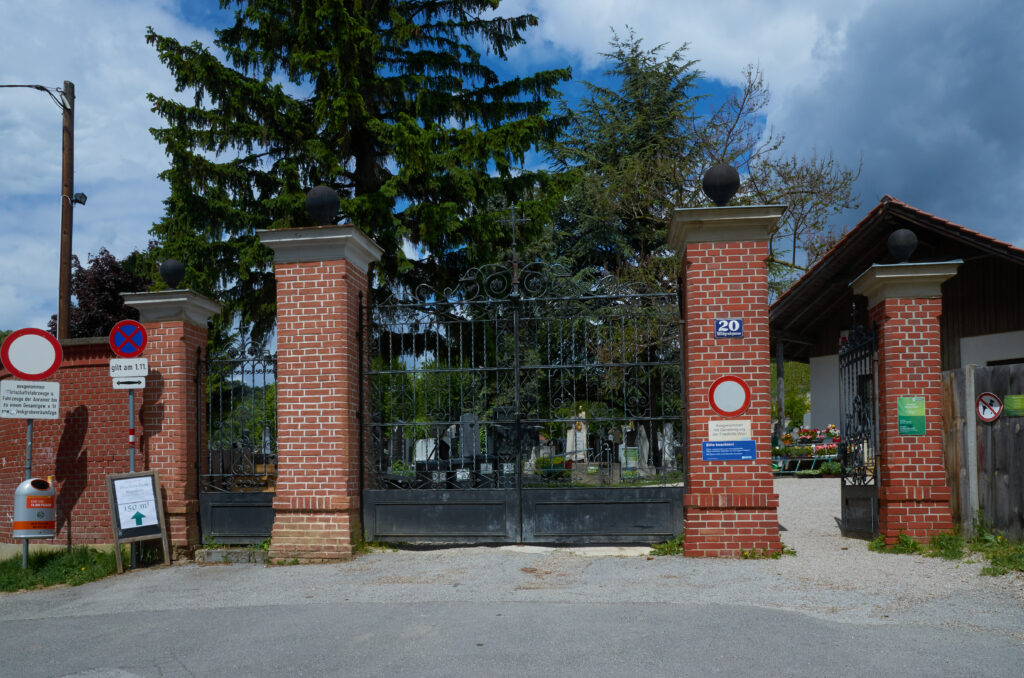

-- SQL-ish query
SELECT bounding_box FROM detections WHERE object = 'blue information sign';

[702,440,756,461]
[715,318,744,338]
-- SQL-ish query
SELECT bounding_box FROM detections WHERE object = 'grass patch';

[924,531,964,560]
[649,534,685,556]
[868,533,924,555]
[0,546,121,592]
[970,516,1024,576]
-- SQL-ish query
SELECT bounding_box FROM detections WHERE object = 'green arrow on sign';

[131,512,145,526]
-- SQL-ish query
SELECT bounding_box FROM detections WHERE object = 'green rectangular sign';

[1005,394,1024,417]
[897,396,926,435]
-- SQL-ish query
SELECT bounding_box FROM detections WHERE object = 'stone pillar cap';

[123,290,223,326]
[851,260,962,308]
[258,225,383,273]
[668,205,786,250]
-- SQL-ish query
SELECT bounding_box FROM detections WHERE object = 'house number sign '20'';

[715,318,744,339]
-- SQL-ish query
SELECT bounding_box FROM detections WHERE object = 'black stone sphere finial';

[888,228,918,262]
[159,259,186,289]
[305,185,340,226]
[702,163,740,207]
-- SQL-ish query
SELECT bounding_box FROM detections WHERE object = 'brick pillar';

[851,261,961,545]
[258,225,382,562]
[124,290,221,557]
[669,206,785,557]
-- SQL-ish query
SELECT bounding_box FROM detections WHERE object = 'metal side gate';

[837,321,879,537]
[362,260,685,544]
[198,354,277,544]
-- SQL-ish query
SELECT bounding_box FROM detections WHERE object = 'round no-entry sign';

[1,328,63,380]
[708,375,752,417]
[109,320,147,358]
[976,392,1003,423]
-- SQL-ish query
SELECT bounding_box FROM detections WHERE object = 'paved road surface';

[2,479,1022,677]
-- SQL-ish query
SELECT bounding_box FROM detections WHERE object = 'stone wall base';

[267,509,358,563]
[683,493,782,557]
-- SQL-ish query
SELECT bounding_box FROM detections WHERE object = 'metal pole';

[57,81,74,340]
[776,340,786,440]
[129,388,136,568]
[23,418,33,569]
[965,364,979,535]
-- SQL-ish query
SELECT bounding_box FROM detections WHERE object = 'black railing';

[202,355,277,493]
[365,263,685,491]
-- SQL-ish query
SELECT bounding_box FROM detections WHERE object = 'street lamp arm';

[0,83,70,110]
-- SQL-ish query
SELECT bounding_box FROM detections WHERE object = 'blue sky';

[1,0,1021,332]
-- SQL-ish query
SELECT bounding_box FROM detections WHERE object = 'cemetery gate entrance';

[361,261,685,544]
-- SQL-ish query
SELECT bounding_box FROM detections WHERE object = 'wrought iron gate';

[362,261,685,544]
[199,354,277,544]
[837,322,878,536]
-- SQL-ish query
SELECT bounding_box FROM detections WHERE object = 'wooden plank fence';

[941,364,1024,539]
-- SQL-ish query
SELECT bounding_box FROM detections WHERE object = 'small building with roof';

[770,195,1024,428]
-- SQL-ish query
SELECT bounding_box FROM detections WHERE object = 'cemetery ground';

[1,478,1023,677]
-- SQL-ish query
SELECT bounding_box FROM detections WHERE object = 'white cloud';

[0,0,215,330]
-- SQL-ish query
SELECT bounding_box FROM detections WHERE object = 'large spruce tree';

[147,1,569,348]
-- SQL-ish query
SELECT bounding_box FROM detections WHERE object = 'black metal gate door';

[199,354,277,544]
[362,261,685,544]
[837,323,878,537]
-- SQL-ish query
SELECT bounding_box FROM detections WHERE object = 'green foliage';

[924,532,965,560]
[770,360,810,429]
[649,534,685,556]
[868,533,924,555]
[969,515,1024,576]
[46,248,152,339]
[818,461,842,475]
[534,456,569,479]
[739,544,796,559]
[0,547,120,592]
[147,0,570,350]
[545,31,858,294]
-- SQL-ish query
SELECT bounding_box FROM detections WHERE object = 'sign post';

[109,320,148,568]
[105,471,171,573]
[0,328,63,568]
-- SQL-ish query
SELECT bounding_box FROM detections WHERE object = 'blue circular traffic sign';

[109,320,147,358]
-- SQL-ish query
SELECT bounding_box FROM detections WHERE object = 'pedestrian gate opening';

[837,321,878,537]
[362,261,685,544]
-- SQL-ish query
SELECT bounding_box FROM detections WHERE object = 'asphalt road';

[2,480,1023,677]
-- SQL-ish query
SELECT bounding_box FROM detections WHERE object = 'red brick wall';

[140,320,207,553]
[269,258,367,562]
[682,239,782,556]
[2,323,206,555]
[870,298,953,544]
[1,340,136,546]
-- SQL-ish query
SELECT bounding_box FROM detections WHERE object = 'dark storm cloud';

[775,0,1024,245]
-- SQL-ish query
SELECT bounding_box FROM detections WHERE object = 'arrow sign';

[112,377,146,390]
[977,392,1003,423]
[131,511,145,526]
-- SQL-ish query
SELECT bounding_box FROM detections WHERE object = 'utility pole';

[58,80,75,340]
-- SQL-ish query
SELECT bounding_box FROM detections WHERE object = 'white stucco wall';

[960,330,1024,367]
[809,354,840,428]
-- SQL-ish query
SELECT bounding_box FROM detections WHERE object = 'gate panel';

[837,322,878,537]
[364,260,685,544]
[199,354,277,544]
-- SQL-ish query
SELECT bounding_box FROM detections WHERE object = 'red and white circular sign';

[1,328,63,380]
[708,375,752,417]
[976,392,1003,423]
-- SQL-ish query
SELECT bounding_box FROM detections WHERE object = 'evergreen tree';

[546,31,859,295]
[147,0,570,348]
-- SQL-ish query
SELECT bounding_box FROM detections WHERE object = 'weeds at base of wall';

[649,534,685,556]
[740,544,797,560]
[867,515,1024,576]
